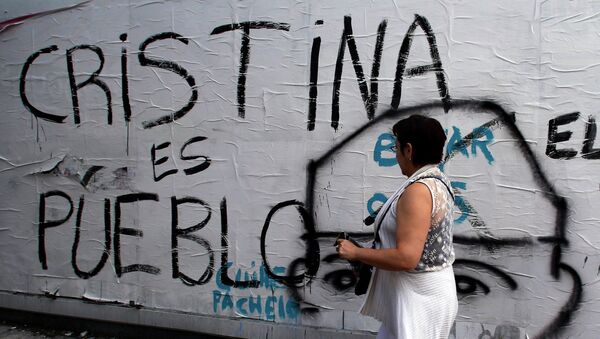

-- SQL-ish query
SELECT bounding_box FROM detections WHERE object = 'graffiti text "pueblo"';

[38,191,307,289]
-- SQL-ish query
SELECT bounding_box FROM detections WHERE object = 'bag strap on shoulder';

[371,175,454,245]
[414,175,455,200]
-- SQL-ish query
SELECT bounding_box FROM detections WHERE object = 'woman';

[337,114,457,339]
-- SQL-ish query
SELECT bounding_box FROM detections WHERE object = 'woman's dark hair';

[392,114,446,165]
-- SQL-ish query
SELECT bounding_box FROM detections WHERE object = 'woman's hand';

[336,239,360,261]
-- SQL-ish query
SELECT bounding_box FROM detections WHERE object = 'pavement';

[0,308,231,339]
[0,319,112,339]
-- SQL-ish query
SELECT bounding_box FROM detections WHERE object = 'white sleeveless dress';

[360,165,458,339]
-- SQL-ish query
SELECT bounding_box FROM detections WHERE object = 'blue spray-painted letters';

[373,133,397,167]
[212,262,298,321]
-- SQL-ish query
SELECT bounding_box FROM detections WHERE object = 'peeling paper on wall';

[24,154,133,191]
[26,153,67,175]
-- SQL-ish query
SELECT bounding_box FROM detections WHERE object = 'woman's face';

[395,140,410,175]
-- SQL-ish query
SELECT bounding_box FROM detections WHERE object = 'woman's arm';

[337,182,432,271]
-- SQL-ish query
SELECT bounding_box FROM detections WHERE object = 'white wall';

[0,1,598,338]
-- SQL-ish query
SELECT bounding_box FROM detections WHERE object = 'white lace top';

[373,165,455,271]
[400,167,455,272]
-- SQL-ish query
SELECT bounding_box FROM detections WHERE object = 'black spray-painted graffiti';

[293,100,582,339]
[22,11,587,337]
[20,15,449,134]
[30,13,449,283]
[21,32,196,131]
[546,112,600,160]
[210,21,291,120]
[39,185,294,287]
